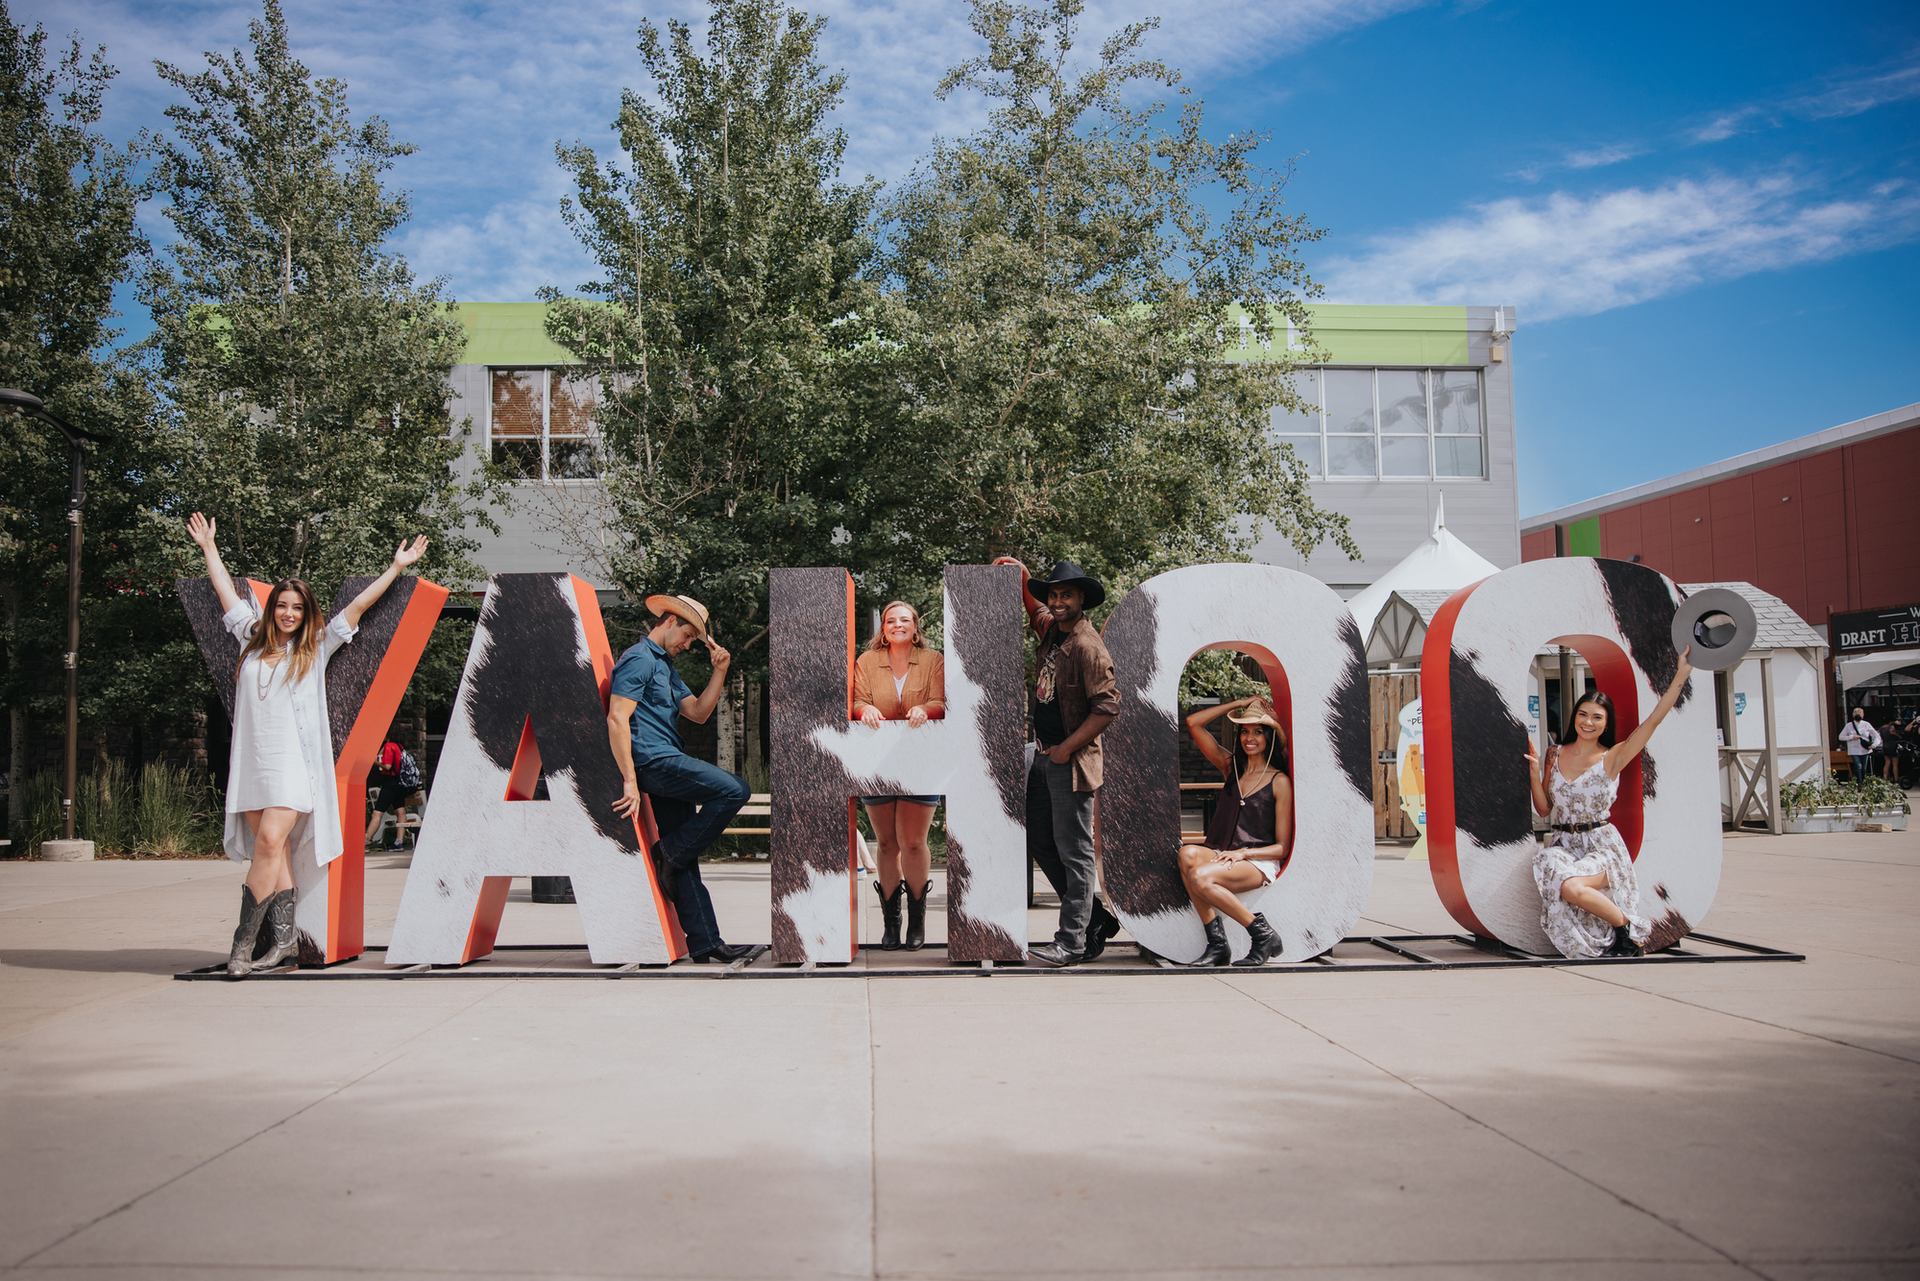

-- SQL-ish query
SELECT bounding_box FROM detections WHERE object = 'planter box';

[1782,807,1911,834]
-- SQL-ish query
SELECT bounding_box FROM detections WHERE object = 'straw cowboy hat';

[644,593,711,636]
[1227,697,1285,735]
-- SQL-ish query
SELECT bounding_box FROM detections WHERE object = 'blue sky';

[20,0,1920,515]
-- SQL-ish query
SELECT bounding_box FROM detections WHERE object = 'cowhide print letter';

[1101,564,1375,964]
[178,574,447,963]
[1421,557,1719,954]
[385,574,679,966]
[769,565,1027,964]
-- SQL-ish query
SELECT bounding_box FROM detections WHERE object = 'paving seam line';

[1565,967,1920,1067]
[1211,974,1776,1281]
[8,980,509,1270]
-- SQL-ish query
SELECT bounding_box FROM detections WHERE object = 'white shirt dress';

[221,600,358,866]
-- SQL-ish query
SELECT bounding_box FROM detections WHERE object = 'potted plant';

[1780,774,1911,833]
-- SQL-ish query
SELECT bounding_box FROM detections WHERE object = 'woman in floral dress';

[1524,648,1693,958]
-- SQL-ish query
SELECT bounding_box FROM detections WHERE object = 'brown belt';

[1550,821,1605,834]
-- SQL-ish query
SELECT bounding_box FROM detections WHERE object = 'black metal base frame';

[174,932,1803,981]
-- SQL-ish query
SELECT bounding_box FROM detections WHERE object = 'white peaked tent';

[1348,495,1502,666]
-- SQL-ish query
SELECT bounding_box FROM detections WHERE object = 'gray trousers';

[1027,753,1096,952]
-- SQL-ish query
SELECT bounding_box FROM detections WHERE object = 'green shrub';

[12,760,223,857]
[132,762,222,855]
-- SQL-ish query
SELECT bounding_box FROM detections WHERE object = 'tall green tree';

[875,0,1356,604]
[0,0,148,841]
[545,0,879,658]
[546,0,880,776]
[142,0,487,603]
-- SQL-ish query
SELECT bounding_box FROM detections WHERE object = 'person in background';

[1838,707,1880,784]
[365,738,424,851]
[852,601,946,950]
[992,557,1122,967]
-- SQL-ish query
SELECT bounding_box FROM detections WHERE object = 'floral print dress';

[1531,755,1650,958]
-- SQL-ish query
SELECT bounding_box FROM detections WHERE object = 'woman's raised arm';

[340,536,429,629]
[1184,697,1248,774]
[1606,648,1694,778]
[186,512,243,615]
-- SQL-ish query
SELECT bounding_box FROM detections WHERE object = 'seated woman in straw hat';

[1177,695,1291,967]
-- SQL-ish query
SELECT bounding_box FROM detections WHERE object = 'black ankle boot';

[1189,917,1230,967]
[251,890,299,970]
[1603,924,1643,957]
[1082,901,1121,961]
[1231,913,1283,967]
[225,886,273,977]
[904,880,931,951]
[874,880,904,950]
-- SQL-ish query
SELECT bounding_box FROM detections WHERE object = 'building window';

[489,368,602,481]
[1270,367,1485,481]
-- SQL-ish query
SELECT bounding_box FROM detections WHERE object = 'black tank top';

[1204,772,1281,852]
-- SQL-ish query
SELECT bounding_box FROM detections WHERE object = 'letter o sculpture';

[1100,564,1375,963]
[1422,558,1721,955]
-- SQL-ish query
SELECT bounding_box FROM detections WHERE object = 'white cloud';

[1513,140,1645,183]
[1689,55,1920,143]
[15,0,1433,303]
[1320,173,1920,321]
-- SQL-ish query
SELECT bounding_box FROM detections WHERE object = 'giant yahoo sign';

[181,557,1735,965]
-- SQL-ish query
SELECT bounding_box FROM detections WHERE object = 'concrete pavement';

[1,827,1916,1280]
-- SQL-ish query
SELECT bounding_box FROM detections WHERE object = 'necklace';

[255,645,289,700]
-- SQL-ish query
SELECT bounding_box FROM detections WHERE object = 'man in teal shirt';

[608,593,752,963]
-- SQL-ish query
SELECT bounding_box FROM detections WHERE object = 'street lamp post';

[0,389,108,855]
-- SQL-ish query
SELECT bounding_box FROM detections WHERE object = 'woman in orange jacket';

[852,601,946,949]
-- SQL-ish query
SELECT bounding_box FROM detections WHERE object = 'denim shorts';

[859,795,941,808]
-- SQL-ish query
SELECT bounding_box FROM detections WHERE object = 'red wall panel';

[1529,424,1920,630]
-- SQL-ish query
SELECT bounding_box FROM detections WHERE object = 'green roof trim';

[455,301,1477,368]
[1222,303,1472,367]
[456,302,580,366]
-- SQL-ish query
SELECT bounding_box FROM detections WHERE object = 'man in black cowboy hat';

[608,592,754,964]
[994,557,1124,966]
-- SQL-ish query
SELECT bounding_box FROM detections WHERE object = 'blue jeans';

[636,752,750,955]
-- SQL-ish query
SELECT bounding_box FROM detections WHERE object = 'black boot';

[1189,917,1230,967]
[1603,924,1643,957]
[251,890,299,971]
[1082,901,1121,961]
[225,886,273,977]
[1231,913,1283,967]
[874,880,904,950]
[904,880,931,951]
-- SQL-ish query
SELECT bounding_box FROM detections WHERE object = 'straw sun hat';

[644,593,711,636]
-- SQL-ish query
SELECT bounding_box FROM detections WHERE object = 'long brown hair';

[237,579,325,686]
[864,600,927,652]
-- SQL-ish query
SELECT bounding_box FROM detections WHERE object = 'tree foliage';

[0,0,153,813]
[141,0,487,606]
[870,0,1355,606]
[545,0,880,659]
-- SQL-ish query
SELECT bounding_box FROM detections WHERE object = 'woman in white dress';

[1524,648,1692,959]
[187,512,427,976]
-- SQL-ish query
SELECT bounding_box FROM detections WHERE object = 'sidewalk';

[1,828,1915,1280]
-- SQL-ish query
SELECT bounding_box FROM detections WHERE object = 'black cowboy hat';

[1030,560,1106,610]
